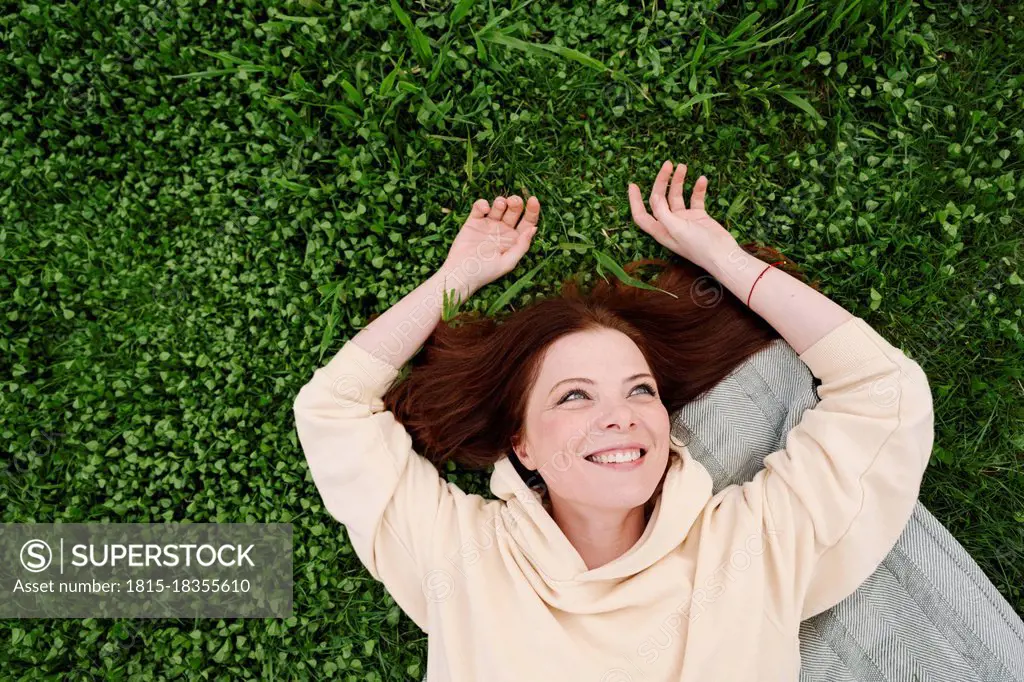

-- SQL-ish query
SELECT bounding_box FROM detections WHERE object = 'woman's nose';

[602,401,638,430]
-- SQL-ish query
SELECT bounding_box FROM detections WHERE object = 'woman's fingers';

[468,198,490,220]
[488,196,508,221]
[502,195,524,228]
[500,196,539,253]
[648,160,673,218]
[628,183,671,243]
[500,220,537,270]
[690,176,708,211]
[517,195,541,233]
[498,201,539,272]
[668,163,687,212]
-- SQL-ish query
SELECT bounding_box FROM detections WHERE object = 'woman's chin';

[587,483,662,511]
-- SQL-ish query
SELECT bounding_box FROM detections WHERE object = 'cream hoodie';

[293,316,934,681]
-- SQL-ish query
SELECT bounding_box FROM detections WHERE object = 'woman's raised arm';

[352,195,540,368]
[630,161,934,621]
[293,195,540,630]
[629,159,853,350]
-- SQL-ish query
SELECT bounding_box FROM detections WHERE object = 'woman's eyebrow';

[547,373,654,396]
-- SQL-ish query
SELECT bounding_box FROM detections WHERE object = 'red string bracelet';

[746,260,786,308]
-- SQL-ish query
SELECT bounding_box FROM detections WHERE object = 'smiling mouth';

[583,448,647,465]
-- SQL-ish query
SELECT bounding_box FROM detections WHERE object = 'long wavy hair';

[380,245,819,506]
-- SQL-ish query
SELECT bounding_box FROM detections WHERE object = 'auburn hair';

[380,245,818,502]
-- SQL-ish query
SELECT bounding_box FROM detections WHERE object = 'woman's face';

[514,327,672,512]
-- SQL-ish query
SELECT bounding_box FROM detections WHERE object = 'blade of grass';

[485,255,550,316]
[593,250,678,298]
[776,89,824,123]
[388,0,414,32]
[689,29,706,79]
[722,11,762,46]
[480,29,609,73]
[192,47,248,65]
[825,0,864,39]
[170,66,271,79]
[389,0,433,66]
[177,47,279,78]
[725,192,749,225]
[428,40,448,83]
[673,92,725,116]
[698,6,813,70]
[541,43,608,72]
[451,0,477,28]
[271,13,320,25]
[441,286,467,321]
[266,99,306,130]
[473,0,540,38]
[316,281,345,362]
[379,53,404,97]
[341,79,364,110]
[884,1,914,36]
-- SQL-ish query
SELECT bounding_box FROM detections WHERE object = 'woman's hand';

[442,194,541,296]
[628,160,738,272]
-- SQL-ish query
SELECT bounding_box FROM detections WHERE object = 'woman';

[293,160,935,681]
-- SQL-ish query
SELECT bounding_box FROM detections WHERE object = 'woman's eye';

[633,382,657,397]
[558,389,587,404]
[558,383,656,404]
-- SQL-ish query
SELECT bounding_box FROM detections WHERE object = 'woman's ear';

[518,450,537,471]
[512,436,537,471]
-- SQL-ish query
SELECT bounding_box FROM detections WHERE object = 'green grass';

[2,0,1022,679]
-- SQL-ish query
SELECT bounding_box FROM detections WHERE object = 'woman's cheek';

[544,417,585,466]
[649,404,671,439]
[545,415,576,459]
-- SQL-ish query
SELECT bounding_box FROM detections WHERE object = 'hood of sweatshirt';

[487,439,713,610]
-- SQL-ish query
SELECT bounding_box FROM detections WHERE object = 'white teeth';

[587,449,643,464]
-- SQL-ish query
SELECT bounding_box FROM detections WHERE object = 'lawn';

[2,0,1022,679]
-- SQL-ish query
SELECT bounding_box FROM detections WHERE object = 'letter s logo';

[21,540,52,573]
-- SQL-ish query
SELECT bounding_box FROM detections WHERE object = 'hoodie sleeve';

[713,316,935,621]
[292,338,458,632]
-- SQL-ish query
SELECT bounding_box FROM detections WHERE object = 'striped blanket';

[672,337,1024,681]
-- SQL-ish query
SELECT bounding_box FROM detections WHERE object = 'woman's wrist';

[350,266,471,369]
[697,235,752,285]
[437,261,480,303]
[701,239,853,354]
